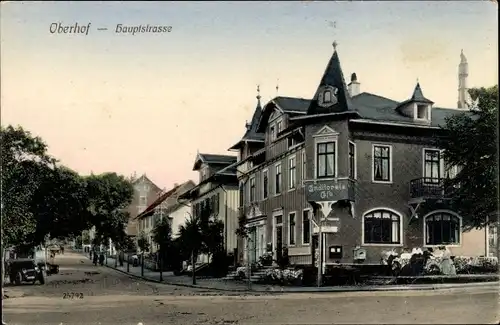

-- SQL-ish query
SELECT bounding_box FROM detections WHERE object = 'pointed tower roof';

[395,82,434,113]
[410,82,434,104]
[307,41,354,115]
[228,86,265,150]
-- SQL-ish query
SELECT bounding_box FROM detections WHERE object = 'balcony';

[409,177,455,203]
[303,178,356,202]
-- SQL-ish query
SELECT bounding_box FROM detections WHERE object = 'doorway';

[274,215,283,261]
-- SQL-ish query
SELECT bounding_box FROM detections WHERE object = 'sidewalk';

[102,256,500,293]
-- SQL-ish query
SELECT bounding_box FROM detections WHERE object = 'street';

[3,252,499,325]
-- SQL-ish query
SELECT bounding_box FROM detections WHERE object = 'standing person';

[99,252,104,266]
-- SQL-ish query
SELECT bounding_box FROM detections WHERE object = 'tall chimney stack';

[348,73,361,97]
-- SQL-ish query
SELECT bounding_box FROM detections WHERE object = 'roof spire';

[276,79,279,95]
[256,84,261,108]
[307,41,353,115]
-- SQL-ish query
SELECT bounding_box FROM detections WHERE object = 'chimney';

[348,73,361,97]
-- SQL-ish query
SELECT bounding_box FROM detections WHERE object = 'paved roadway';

[3,252,499,324]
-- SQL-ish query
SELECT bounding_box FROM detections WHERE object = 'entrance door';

[249,228,257,264]
[276,225,283,262]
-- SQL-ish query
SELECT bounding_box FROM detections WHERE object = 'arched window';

[324,90,332,103]
[425,212,460,245]
[363,209,401,244]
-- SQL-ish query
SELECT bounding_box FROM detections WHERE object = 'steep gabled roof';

[179,162,238,200]
[395,83,434,112]
[193,153,237,171]
[307,44,355,115]
[229,96,265,150]
[135,180,195,220]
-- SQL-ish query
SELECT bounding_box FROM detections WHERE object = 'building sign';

[303,179,355,202]
[313,225,338,234]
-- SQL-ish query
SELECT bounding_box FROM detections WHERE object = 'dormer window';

[270,126,276,141]
[417,104,428,119]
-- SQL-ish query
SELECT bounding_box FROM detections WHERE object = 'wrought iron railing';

[409,177,455,199]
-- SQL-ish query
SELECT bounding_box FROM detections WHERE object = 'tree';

[29,165,91,245]
[137,231,150,253]
[85,173,134,248]
[1,125,55,249]
[152,217,173,272]
[177,214,204,284]
[436,85,498,229]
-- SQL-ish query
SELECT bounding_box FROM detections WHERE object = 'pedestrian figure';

[61,247,64,255]
[93,251,98,266]
[99,253,104,266]
[89,250,93,260]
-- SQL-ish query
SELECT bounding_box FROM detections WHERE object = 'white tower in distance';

[457,49,469,109]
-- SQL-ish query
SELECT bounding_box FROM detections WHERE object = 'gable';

[269,109,282,122]
[313,125,339,137]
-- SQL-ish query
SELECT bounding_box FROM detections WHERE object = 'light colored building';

[179,154,240,263]
[135,180,195,253]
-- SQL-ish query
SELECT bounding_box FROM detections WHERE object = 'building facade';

[231,44,491,267]
[179,153,240,261]
[125,174,164,240]
[136,180,195,253]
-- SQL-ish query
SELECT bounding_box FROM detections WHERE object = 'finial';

[276,79,279,95]
[256,84,261,100]
[332,40,338,51]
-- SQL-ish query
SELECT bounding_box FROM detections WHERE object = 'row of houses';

[125,44,497,267]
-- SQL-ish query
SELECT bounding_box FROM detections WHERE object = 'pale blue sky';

[1,1,497,189]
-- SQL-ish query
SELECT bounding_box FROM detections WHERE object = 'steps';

[222,266,272,282]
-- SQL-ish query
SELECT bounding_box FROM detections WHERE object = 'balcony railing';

[409,177,455,200]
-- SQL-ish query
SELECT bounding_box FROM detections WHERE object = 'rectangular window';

[288,137,297,148]
[262,170,269,199]
[349,141,356,179]
[373,145,391,182]
[302,210,311,244]
[317,142,335,178]
[214,193,220,216]
[139,196,147,205]
[424,149,441,183]
[289,157,296,189]
[302,150,306,181]
[276,120,283,135]
[417,104,428,119]
[270,126,275,142]
[289,212,296,245]
[249,177,256,202]
[275,164,282,194]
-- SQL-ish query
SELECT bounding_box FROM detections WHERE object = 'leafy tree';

[137,231,150,253]
[29,165,91,245]
[436,85,498,229]
[177,214,204,284]
[82,231,91,246]
[85,173,134,248]
[1,125,55,249]
[152,217,173,269]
